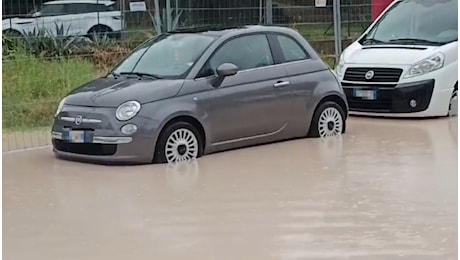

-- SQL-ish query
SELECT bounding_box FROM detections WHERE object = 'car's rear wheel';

[308,101,345,138]
[154,121,203,164]
[88,25,113,40]
[3,29,22,40]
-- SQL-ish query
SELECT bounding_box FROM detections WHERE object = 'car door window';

[202,34,274,77]
[63,3,91,14]
[276,34,310,62]
[39,4,65,16]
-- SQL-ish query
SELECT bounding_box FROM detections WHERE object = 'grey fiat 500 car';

[51,25,348,164]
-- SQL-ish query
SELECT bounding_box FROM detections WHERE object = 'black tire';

[3,29,22,38]
[87,25,113,40]
[153,121,204,164]
[308,101,346,138]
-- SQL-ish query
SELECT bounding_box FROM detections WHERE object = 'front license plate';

[63,130,93,143]
[353,89,377,100]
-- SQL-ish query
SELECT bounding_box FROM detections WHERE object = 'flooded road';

[3,117,458,260]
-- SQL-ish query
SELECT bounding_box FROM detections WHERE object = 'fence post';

[265,0,272,24]
[333,0,342,64]
[121,0,126,40]
[154,0,161,34]
[259,0,263,24]
[166,0,172,31]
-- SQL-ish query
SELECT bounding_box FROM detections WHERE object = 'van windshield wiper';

[119,72,163,79]
[388,38,444,46]
[362,38,387,45]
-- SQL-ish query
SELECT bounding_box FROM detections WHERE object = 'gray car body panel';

[52,25,348,163]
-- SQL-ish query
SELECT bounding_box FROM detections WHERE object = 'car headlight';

[55,97,67,117]
[116,100,141,121]
[404,52,445,79]
[335,53,346,77]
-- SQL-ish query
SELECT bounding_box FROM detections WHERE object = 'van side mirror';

[211,63,239,88]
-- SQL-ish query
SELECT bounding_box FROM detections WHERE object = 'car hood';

[65,77,185,107]
[342,42,442,65]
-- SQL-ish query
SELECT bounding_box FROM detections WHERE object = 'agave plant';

[149,3,183,34]
[19,23,79,58]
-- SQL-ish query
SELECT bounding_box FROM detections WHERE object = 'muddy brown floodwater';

[3,117,458,260]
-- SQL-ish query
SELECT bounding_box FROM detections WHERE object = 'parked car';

[51,25,348,164]
[335,0,457,117]
[2,0,124,38]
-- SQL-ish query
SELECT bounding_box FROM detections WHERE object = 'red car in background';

[372,0,395,20]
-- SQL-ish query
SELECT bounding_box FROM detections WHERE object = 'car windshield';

[362,0,458,46]
[112,33,216,79]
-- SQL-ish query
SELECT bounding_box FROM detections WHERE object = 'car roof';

[44,0,115,6]
[169,25,298,38]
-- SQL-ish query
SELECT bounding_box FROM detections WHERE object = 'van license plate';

[353,89,377,100]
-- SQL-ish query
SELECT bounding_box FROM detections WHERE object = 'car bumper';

[51,105,159,164]
[344,79,435,114]
[340,63,457,118]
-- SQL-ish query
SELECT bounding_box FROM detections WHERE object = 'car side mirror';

[211,63,238,88]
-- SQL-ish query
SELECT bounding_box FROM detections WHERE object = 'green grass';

[3,53,98,130]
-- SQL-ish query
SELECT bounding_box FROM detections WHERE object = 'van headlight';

[404,52,445,78]
[335,53,346,77]
[55,97,67,117]
[116,100,141,121]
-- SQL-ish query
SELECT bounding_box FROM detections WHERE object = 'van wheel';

[308,101,345,138]
[153,122,203,164]
[448,88,457,117]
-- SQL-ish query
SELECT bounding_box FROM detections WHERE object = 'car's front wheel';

[308,101,346,138]
[154,121,203,164]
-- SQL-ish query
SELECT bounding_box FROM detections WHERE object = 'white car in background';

[336,0,458,118]
[2,0,124,39]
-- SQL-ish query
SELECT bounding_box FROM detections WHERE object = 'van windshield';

[362,0,458,46]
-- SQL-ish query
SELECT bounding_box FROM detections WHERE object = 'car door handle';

[273,81,290,88]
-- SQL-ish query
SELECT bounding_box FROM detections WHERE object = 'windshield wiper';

[388,38,444,46]
[362,38,387,45]
[108,71,120,78]
[119,72,162,79]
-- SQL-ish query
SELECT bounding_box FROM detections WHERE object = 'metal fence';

[2,0,373,152]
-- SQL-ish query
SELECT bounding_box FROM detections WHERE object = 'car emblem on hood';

[75,115,83,125]
[365,70,375,80]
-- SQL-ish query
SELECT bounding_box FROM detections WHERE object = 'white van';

[335,0,457,117]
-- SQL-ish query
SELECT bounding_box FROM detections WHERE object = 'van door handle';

[273,81,290,88]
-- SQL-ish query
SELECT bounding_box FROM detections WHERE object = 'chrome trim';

[60,116,102,123]
[212,123,287,146]
[52,132,62,139]
[51,131,132,144]
[93,137,132,144]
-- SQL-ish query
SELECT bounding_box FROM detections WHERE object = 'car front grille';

[344,67,403,83]
[53,140,117,156]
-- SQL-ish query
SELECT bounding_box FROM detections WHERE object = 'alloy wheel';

[318,107,343,138]
[164,128,199,163]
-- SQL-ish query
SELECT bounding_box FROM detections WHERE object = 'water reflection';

[3,117,458,260]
